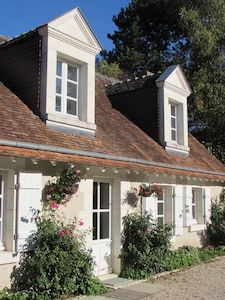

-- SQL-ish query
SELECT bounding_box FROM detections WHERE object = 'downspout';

[14,172,19,253]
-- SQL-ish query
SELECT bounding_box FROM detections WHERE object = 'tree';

[103,0,188,76]
[180,1,225,163]
[102,0,225,163]
[95,57,122,79]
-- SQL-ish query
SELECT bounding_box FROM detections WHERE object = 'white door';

[92,181,111,276]
[17,172,42,251]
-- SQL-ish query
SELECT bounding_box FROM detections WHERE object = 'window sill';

[189,224,206,232]
[46,113,96,137]
[165,141,190,156]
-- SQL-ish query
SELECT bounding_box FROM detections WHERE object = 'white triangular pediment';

[48,7,102,51]
[156,65,192,96]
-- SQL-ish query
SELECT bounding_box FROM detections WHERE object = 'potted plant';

[138,183,163,197]
[45,168,87,206]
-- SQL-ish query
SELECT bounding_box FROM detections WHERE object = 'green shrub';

[0,288,29,300]
[165,246,200,271]
[207,199,225,246]
[10,207,107,300]
[119,212,173,279]
[197,246,217,262]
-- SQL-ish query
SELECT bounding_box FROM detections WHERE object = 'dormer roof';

[156,65,192,96]
[47,7,102,51]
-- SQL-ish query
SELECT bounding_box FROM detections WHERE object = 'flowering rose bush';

[10,205,107,299]
[44,168,87,206]
[119,212,172,279]
[138,183,164,197]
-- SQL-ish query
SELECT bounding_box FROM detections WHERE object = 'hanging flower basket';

[65,183,79,195]
[44,168,87,206]
[138,183,164,197]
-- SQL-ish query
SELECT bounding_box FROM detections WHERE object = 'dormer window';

[37,8,101,137]
[170,104,177,142]
[156,65,192,156]
[56,60,79,117]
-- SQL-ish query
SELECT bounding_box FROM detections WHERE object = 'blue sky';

[0,0,130,51]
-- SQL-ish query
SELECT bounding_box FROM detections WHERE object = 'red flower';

[79,220,84,226]
[65,229,71,235]
[58,231,64,237]
[50,201,60,209]
[146,227,152,233]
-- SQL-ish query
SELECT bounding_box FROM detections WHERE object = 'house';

[0,7,225,287]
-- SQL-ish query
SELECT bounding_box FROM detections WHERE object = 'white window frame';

[56,60,79,117]
[92,181,111,241]
[157,192,164,225]
[192,189,197,222]
[170,103,177,142]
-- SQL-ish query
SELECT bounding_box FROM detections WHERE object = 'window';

[157,192,164,225]
[56,60,79,116]
[93,182,110,240]
[191,188,204,224]
[192,189,197,220]
[170,104,177,142]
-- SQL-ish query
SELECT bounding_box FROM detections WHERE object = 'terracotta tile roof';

[1,74,225,181]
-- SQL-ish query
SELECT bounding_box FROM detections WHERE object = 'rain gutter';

[1,139,225,177]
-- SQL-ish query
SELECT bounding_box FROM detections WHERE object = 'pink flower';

[58,231,64,237]
[79,220,84,226]
[206,245,214,250]
[76,169,81,174]
[65,229,71,235]
[220,223,223,227]
[50,201,60,209]
[46,194,51,200]
[146,227,152,233]
[137,229,141,235]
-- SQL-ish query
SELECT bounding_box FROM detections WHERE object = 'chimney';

[0,34,10,45]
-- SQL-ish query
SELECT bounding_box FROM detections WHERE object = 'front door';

[92,181,111,276]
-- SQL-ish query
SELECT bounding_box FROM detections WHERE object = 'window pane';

[192,206,196,219]
[56,78,62,94]
[56,96,61,112]
[100,212,109,239]
[171,129,176,141]
[93,213,97,240]
[100,183,109,209]
[171,105,176,116]
[158,203,163,215]
[67,82,77,98]
[93,182,97,209]
[68,65,77,81]
[57,61,62,76]
[158,217,164,226]
[67,99,77,115]
[171,118,176,128]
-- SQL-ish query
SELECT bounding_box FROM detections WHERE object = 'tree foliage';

[102,0,225,163]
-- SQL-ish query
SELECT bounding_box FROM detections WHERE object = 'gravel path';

[149,256,225,300]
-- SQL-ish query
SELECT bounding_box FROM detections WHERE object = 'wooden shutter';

[17,172,42,251]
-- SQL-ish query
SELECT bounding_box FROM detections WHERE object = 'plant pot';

[143,191,151,197]
[65,184,79,195]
